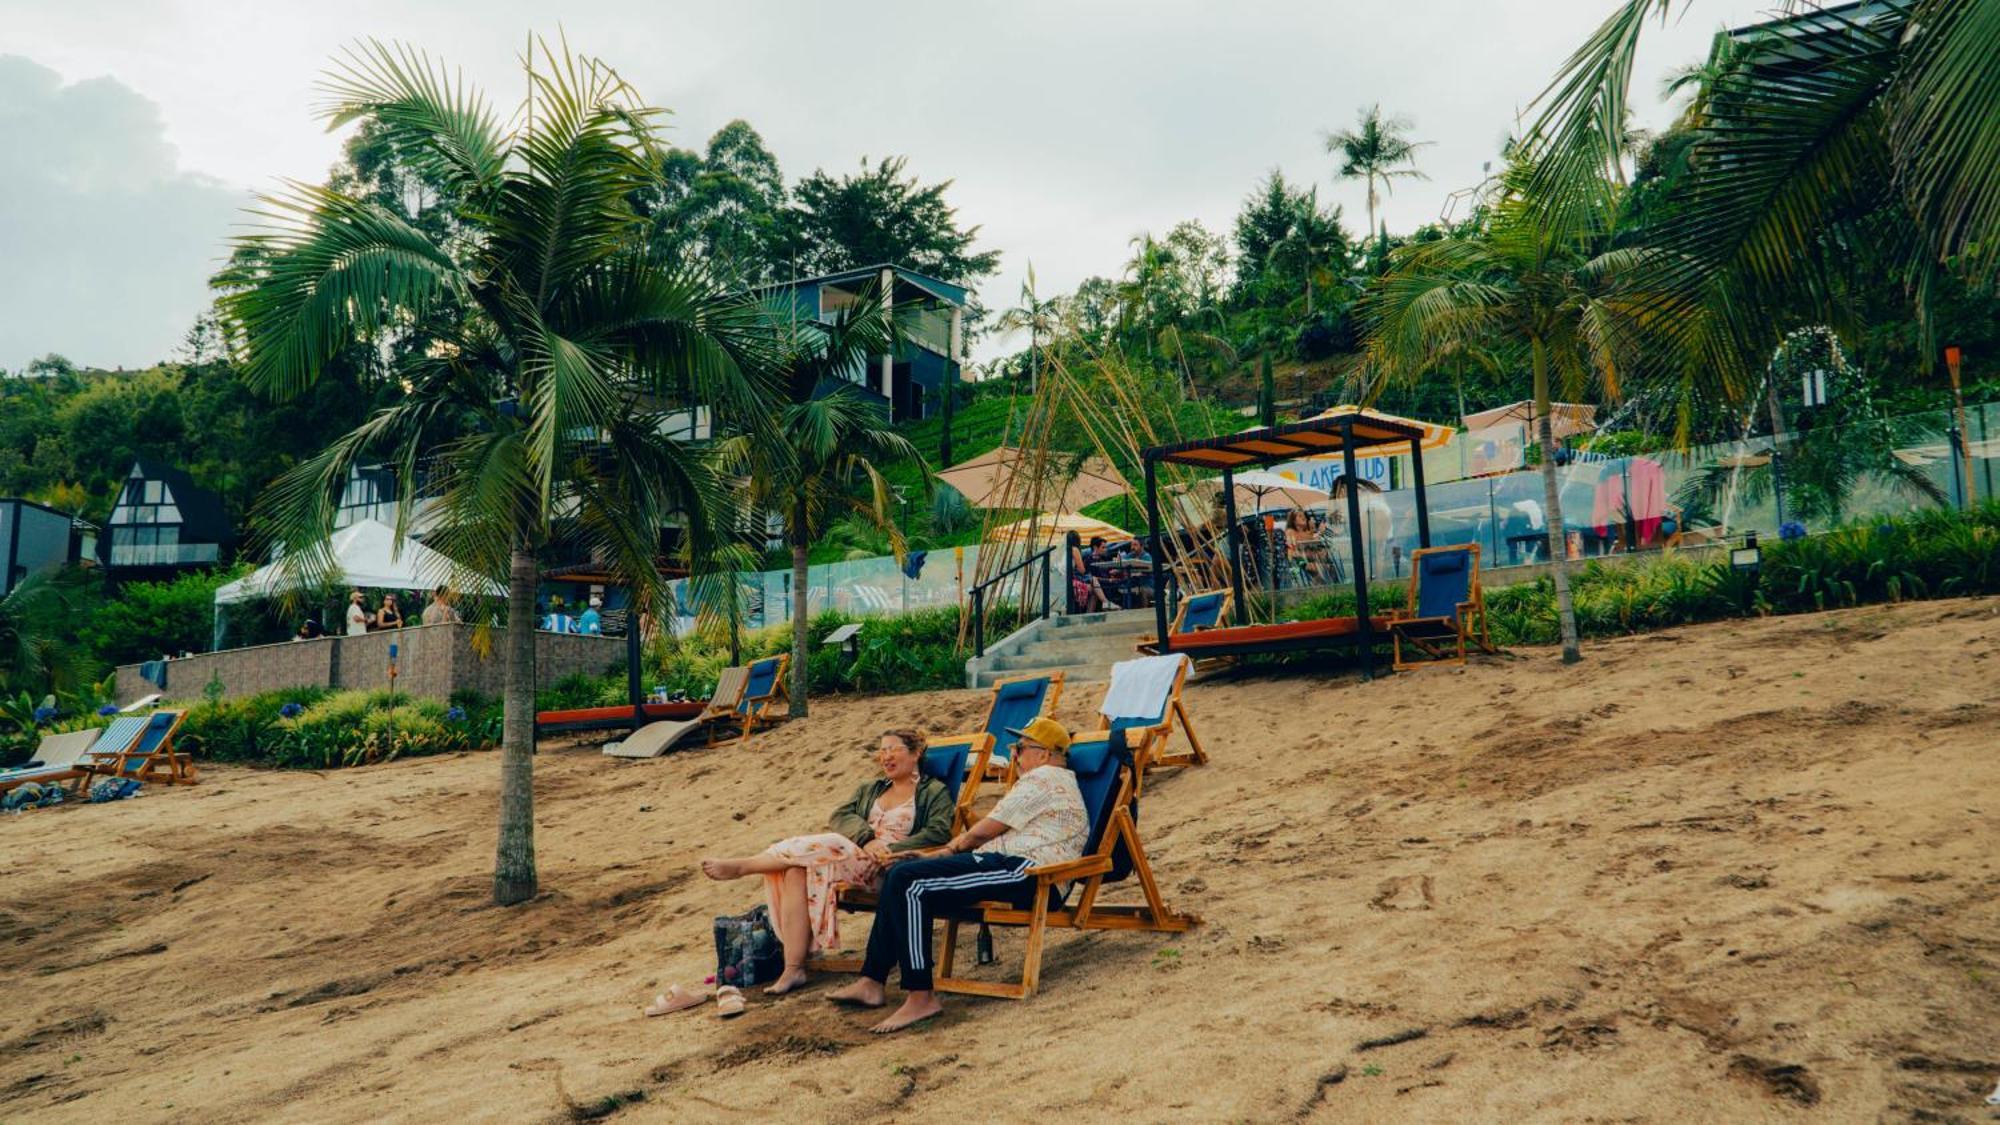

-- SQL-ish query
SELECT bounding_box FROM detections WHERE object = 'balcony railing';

[108,543,221,567]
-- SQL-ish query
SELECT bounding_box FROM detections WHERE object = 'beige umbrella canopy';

[937,446,1128,513]
[1308,405,1457,459]
[1459,400,1598,443]
[1170,472,1329,515]
[987,513,1134,546]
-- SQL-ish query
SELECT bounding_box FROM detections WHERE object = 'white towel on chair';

[1099,654,1188,721]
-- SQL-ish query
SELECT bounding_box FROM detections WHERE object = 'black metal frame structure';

[1140,413,1435,679]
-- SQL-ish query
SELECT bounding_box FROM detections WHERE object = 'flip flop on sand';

[644,984,708,1017]
[714,985,746,1019]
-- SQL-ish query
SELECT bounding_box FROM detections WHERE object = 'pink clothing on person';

[763,797,916,954]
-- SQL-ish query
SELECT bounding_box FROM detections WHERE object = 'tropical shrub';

[165,686,495,769]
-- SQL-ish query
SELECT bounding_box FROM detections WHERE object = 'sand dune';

[4,599,1998,1122]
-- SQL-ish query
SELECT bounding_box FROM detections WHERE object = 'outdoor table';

[1506,531,1546,564]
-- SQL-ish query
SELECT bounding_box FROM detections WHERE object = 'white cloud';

[0,55,244,372]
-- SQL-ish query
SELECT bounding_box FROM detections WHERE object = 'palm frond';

[320,39,508,193]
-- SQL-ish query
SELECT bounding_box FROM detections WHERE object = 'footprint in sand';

[1370,874,1436,911]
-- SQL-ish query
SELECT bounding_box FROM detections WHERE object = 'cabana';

[1139,410,1434,679]
[211,519,500,648]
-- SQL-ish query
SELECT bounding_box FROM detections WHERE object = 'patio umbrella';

[1308,405,1457,459]
[1218,470,1330,514]
[987,512,1133,545]
[1459,400,1597,443]
[937,446,1128,512]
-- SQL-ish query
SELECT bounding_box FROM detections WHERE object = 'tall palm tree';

[1324,104,1431,241]
[718,292,924,719]
[1356,160,1656,664]
[1522,0,2000,422]
[218,40,772,906]
[0,570,90,697]
[996,264,1063,396]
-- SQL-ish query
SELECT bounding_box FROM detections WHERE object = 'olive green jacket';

[828,777,956,852]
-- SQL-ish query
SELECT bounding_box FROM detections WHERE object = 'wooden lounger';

[704,655,790,747]
[603,667,750,758]
[1388,544,1497,671]
[0,729,110,795]
[82,710,197,786]
[1096,653,1206,790]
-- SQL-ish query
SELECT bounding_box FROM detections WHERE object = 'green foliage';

[80,567,247,667]
[175,686,494,769]
[773,156,1001,296]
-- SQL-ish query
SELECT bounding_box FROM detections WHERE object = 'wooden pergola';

[1140,412,1435,678]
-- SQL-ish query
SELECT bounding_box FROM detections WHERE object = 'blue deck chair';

[1136,589,1236,676]
[708,655,789,746]
[84,710,197,785]
[1388,543,1496,671]
[931,728,1200,1000]
[1096,654,1204,789]
[976,673,1066,783]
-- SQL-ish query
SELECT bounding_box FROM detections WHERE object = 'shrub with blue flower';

[32,706,57,725]
[278,702,305,719]
[97,704,119,717]
[1779,520,1808,541]
[445,706,467,722]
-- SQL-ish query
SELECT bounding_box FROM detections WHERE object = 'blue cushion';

[922,739,972,799]
[988,677,1052,761]
[995,678,1044,703]
[1182,593,1225,630]
[1067,733,1124,857]
[1416,549,1474,619]
[739,658,782,711]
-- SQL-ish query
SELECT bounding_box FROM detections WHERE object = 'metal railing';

[968,545,1054,657]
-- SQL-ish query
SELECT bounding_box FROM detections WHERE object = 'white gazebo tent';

[212,519,500,648]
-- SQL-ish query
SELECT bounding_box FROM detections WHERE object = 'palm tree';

[0,570,90,697]
[1324,104,1431,241]
[1522,0,2000,421]
[1264,186,1350,316]
[719,292,924,719]
[218,40,771,906]
[1356,160,1656,664]
[997,264,1062,396]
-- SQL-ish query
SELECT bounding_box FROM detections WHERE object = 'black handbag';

[713,903,784,988]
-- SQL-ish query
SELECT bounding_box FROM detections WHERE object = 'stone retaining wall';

[115,623,625,705]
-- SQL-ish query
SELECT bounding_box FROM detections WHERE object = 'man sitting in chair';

[827,716,1088,1033]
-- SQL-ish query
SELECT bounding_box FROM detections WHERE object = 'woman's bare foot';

[870,992,943,1034]
[699,857,743,880]
[825,979,886,1008]
[765,966,809,995]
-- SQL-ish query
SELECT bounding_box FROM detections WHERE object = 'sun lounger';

[706,655,789,747]
[536,700,706,737]
[0,729,109,795]
[931,728,1200,1000]
[1387,543,1496,671]
[603,667,750,758]
[119,693,163,714]
[1136,588,1235,675]
[964,673,1065,786]
[1096,653,1205,790]
[81,710,197,786]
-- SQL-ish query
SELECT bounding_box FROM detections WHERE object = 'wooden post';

[1222,466,1247,625]
[1947,346,1975,505]
[1343,421,1374,680]
[1410,435,1432,549]
[1145,457,1170,652]
[879,267,895,403]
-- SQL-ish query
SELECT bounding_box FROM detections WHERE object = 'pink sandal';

[644,984,708,1017]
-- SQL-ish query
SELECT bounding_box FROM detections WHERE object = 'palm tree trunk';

[1531,342,1581,664]
[788,522,810,719]
[492,541,539,905]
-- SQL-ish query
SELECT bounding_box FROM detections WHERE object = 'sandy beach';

[4,598,1997,1122]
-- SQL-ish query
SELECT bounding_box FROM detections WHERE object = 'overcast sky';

[0,0,1778,372]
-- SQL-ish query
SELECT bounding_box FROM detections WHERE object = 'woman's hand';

[861,839,894,864]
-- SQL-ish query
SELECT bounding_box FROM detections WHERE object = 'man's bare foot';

[870,992,944,1033]
[699,857,742,880]
[765,966,809,995]
[825,979,886,1008]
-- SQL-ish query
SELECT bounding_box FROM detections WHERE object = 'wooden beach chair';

[82,710,197,786]
[1387,543,1496,671]
[968,672,1066,785]
[0,729,112,795]
[1095,653,1205,789]
[806,731,995,974]
[707,655,789,747]
[1136,588,1235,676]
[932,729,1200,1000]
[602,666,750,759]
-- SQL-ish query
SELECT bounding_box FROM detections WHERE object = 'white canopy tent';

[212,519,501,648]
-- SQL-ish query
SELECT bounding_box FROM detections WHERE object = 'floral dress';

[763,796,916,954]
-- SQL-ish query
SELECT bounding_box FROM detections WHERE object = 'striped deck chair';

[83,710,197,786]
[1388,544,1496,671]
[1097,654,1205,790]
[707,655,789,747]
[931,728,1200,1000]
[0,729,111,795]
[603,666,750,758]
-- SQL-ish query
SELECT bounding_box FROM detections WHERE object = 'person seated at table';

[826,716,1087,1033]
[691,730,956,999]
[1071,538,1115,612]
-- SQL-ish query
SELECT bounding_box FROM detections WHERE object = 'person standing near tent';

[345,591,372,636]
[577,595,603,635]
[374,593,405,631]
[422,585,461,626]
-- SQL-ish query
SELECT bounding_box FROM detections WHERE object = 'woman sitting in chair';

[694,730,957,996]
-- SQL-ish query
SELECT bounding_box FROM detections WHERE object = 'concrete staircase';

[965,608,1157,688]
